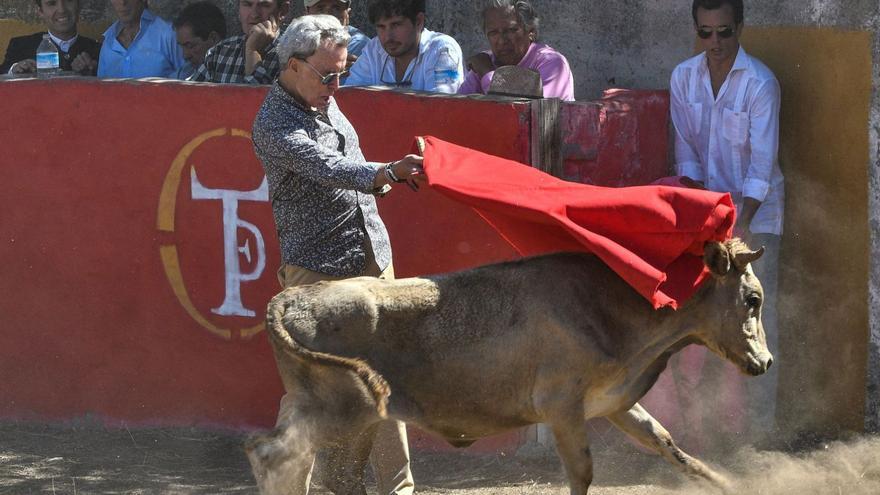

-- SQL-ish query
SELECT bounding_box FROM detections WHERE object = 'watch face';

[374,183,392,197]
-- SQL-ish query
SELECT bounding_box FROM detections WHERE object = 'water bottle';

[433,46,459,93]
[36,34,60,78]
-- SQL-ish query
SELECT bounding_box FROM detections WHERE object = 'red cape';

[417,136,735,309]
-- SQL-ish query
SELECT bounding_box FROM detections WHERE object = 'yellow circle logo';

[157,128,270,340]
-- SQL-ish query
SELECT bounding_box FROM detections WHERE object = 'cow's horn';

[733,246,765,270]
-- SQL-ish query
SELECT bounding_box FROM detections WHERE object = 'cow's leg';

[548,415,593,495]
[319,423,378,495]
[607,402,732,491]
[245,424,316,495]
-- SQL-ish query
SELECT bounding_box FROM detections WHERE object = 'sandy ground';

[1,421,878,494]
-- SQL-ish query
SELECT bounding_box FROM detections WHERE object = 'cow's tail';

[266,292,390,418]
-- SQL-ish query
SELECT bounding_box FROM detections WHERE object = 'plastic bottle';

[433,47,459,93]
[36,34,60,78]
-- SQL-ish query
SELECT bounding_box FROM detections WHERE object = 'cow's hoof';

[707,470,734,494]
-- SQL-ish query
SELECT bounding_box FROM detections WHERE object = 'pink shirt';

[458,42,575,101]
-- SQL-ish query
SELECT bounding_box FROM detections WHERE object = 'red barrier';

[0,78,671,454]
[561,89,671,186]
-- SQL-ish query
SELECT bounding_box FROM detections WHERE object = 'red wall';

[0,79,670,453]
[561,89,670,186]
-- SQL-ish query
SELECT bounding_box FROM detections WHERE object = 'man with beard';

[344,0,464,93]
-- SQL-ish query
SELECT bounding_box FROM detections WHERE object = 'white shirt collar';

[48,32,78,54]
[698,45,750,77]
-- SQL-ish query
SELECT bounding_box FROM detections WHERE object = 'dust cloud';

[671,436,880,495]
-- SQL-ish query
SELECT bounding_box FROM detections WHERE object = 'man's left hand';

[735,197,762,244]
[391,154,426,191]
[71,52,97,75]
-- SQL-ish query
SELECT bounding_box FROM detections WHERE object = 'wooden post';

[530,98,563,178]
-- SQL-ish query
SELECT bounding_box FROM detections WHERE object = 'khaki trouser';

[275,250,414,495]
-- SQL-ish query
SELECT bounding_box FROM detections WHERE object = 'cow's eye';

[746,294,761,308]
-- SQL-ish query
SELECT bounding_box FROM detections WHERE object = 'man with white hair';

[251,14,422,495]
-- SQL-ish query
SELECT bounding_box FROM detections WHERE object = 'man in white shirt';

[344,0,464,93]
[670,0,784,438]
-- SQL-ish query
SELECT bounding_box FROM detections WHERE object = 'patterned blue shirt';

[98,9,185,78]
[252,83,392,276]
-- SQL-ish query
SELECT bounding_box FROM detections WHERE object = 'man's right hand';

[374,155,426,192]
[246,17,280,54]
[346,54,358,70]
[244,17,280,75]
[11,59,36,74]
[680,176,706,189]
[466,53,494,77]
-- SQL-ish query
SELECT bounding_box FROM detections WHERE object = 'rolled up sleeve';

[742,79,780,202]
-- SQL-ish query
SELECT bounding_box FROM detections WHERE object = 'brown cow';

[247,239,771,495]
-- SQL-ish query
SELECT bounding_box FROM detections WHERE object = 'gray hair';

[481,0,540,38]
[276,14,351,66]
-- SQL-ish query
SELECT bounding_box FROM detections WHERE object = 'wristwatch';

[384,162,406,183]
[372,183,392,197]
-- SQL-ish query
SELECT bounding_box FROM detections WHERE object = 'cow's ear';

[704,241,731,276]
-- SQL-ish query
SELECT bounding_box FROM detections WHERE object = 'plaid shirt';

[190,34,261,84]
[251,38,281,84]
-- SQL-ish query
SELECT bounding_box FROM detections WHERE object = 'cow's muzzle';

[746,351,773,376]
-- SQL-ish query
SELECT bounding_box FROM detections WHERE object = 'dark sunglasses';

[297,58,349,85]
[697,26,735,39]
[379,55,414,87]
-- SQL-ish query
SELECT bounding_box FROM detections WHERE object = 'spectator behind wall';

[98,0,186,78]
[2,0,101,76]
[458,0,574,101]
[190,0,290,83]
[344,0,465,93]
[304,0,369,69]
[173,1,227,79]
[247,0,369,84]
